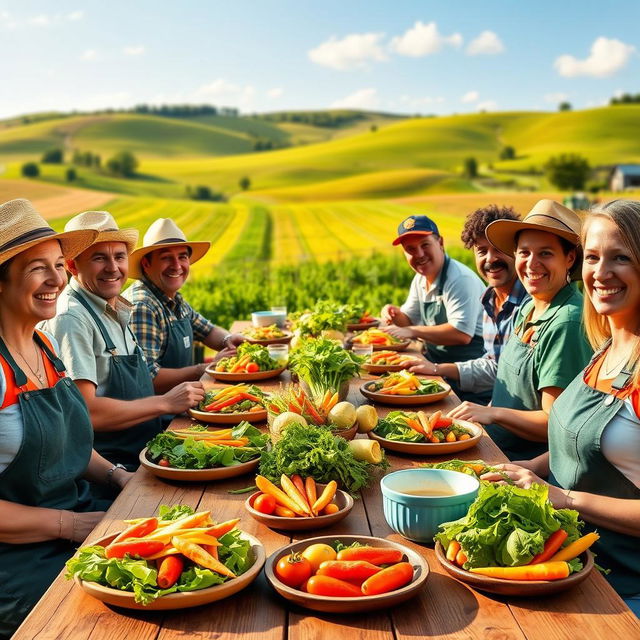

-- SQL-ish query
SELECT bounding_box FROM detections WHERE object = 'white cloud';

[267,87,283,99]
[554,37,635,78]
[331,88,379,110]
[309,32,387,70]
[29,14,50,26]
[461,90,479,103]
[193,78,256,109]
[390,21,462,57]
[544,92,569,104]
[27,11,84,27]
[0,10,17,29]
[466,30,504,55]
[123,45,145,56]
[67,11,84,21]
[477,100,498,111]
[81,49,97,61]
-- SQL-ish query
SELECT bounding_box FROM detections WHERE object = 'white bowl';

[252,311,286,328]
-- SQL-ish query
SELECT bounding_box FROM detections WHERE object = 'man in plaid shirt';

[411,205,529,397]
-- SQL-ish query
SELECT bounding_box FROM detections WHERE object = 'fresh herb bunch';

[259,422,384,495]
[288,337,363,399]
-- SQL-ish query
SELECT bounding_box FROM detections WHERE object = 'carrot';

[445,431,457,443]
[240,392,263,402]
[274,506,297,518]
[303,398,323,424]
[548,532,600,562]
[446,540,461,563]
[361,562,413,595]
[111,517,158,544]
[202,438,249,447]
[255,475,307,516]
[105,539,166,559]
[205,394,243,412]
[206,518,240,538]
[469,562,570,581]
[455,549,467,567]
[530,529,568,564]
[317,560,381,583]
[304,476,317,510]
[312,480,338,514]
[171,536,236,578]
[336,546,403,566]
[306,575,363,597]
[404,417,426,436]
[291,475,310,509]
[428,410,442,432]
[322,503,340,515]
[281,474,313,515]
[327,392,340,411]
[157,555,184,588]
[416,411,432,436]
[146,511,212,543]
[203,544,219,560]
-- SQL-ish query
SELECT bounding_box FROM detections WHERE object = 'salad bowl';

[205,365,286,383]
[360,380,451,406]
[188,407,268,425]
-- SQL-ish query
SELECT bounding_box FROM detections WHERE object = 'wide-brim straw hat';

[486,199,583,280]
[0,199,98,267]
[64,211,138,254]
[128,217,210,279]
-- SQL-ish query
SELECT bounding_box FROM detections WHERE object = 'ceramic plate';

[75,531,265,610]
[188,407,268,424]
[360,380,451,406]
[434,542,594,596]
[243,332,293,345]
[205,365,286,382]
[368,420,483,455]
[265,535,429,613]
[245,485,353,531]
[347,320,380,331]
[139,448,260,481]
[350,338,411,352]
[362,358,421,375]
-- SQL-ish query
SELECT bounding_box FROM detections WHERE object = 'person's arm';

[382,275,421,327]
[83,449,131,490]
[380,305,412,326]
[412,356,498,393]
[152,365,206,392]
[385,322,474,344]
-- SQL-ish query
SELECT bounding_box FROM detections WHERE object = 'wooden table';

[15,335,640,640]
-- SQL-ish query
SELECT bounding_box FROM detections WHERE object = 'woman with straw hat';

[0,200,131,637]
[483,199,640,614]
[449,200,592,460]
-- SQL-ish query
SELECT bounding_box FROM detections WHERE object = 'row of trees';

[610,93,640,105]
[259,110,366,128]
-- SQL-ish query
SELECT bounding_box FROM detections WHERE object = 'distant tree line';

[610,93,640,105]
[257,110,367,128]
[131,104,239,118]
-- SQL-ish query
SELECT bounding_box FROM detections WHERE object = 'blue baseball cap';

[392,215,440,246]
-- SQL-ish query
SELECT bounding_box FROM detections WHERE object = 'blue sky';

[0,0,639,119]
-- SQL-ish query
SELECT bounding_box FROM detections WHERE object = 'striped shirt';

[123,278,215,376]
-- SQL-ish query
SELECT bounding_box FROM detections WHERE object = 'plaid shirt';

[123,278,215,377]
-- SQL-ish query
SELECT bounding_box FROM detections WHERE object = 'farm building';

[609,164,640,191]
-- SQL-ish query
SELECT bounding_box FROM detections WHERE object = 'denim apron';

[0,334,100,638]
[70,290,163,470]
[548,361,640,599]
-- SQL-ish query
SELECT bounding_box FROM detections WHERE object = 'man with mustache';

[409,205,529,396]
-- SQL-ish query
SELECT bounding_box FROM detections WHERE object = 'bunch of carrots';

[446,531,600,581]
[104,511,241,588]
[401,410,472,443]
[201,384,266,413]
[366,351,419,367]
[254,474,339,518]
[268,385,339,424]
[352,328,401,346]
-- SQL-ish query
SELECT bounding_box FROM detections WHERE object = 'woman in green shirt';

[449,200,592,460]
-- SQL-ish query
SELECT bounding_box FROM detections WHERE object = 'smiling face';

[68,241,129,305]
[141,245,191,297]
[583,217,640,329]
[0,239,67,324]
[400,233,445,283]
[515,230,576,302]
[473,234,517,291]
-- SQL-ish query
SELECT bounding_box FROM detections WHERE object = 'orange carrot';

[548,532,600,562]
[255,475,306,516]
[312,481,338,514]
[446,541,461,563]
[291,474,310,509]
[305,476,317,511]
[281,474,313,515]
[469,562,570,581]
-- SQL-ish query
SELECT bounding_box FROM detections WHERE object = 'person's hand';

[213,347,238,363]
[227,333,245,347]
[381,304,401,325]
[113,469,133,491]
[163,381,205,413]
[381,325,414,340]
[63,510,105,543]
[447,401,495,424]
[409,358,436,375]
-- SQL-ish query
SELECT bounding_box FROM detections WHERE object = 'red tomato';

[246,362,260,373]
[158,458,171,467]
[275,553,312,588]
[254,493,276,514]
[434,417,453,429]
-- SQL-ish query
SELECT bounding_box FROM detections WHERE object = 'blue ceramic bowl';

[381,468,480,542]
[252,311,286,328]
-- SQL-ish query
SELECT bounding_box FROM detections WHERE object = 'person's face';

[473,234,517,290]
[142,245,191,297]
[68,241,128,303]
[400,233,445,282]
[583,217,640,328]
[0,239,67,323]
[515,230,576,302]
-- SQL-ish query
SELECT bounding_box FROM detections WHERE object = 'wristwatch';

[106,463,127,487]
[222,334,233,348]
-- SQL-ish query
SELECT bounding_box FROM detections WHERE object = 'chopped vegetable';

[369,371,445,396]
[214,342,280,373]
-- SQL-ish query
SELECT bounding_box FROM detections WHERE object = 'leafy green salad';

[374,411,473,442]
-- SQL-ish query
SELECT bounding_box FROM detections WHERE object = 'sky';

[0,0,639,119]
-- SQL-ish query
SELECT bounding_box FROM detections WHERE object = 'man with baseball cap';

[43,211,205,475]
[382,214,487,402]
[123,218,244,393]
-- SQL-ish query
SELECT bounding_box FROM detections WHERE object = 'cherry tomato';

[275,552,312,588]
[301,543,337,572]
[254,493,276,515]
[246,362,260,373]
[158,458,171,467]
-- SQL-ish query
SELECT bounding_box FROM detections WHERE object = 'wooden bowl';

[205,365,286,383]
[360,380,451,406]
[188,407,268,425]
[434,542,594,596]
[362,358,421,375]
[265,535,429,612]
[245,485,354,531]
[349,337,411,352]
[347,320,380,331]
[74,531,265,610]
[243,332,293,345]
[139,448,260,481]
[368,421,483,455]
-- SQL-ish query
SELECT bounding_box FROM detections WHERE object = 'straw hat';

[0,199,98,267]
[486,199,582,280]
[128,218,210,279]
[64,211,139,254]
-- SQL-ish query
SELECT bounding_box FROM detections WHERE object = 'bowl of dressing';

[380,468,480,542]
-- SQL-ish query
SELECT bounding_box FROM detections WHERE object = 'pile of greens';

[215,342,279,371]
[66,505,254,605]
[370,376,444,395]
[288,337,363,399]
[422,459,510,481]
[290,301,349,336]
[259,422,385,494]
[146,422,268,469]
[435,483,583,570]
[375,411,472,443]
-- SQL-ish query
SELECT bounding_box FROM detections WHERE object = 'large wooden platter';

[205,365,286,382]
[360,380,451,406]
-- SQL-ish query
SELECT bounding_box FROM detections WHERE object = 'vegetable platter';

[265,535,429,613]
[349,328,411,351]
[369,410,482,455]
[139,423,268,481]
[361,350,421,374]
[245,475,354,531]
[206,342,285,382]
[360,372,451,405]
[66,505,266,610]
[189,384,268,424]
[241,325,293,345]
